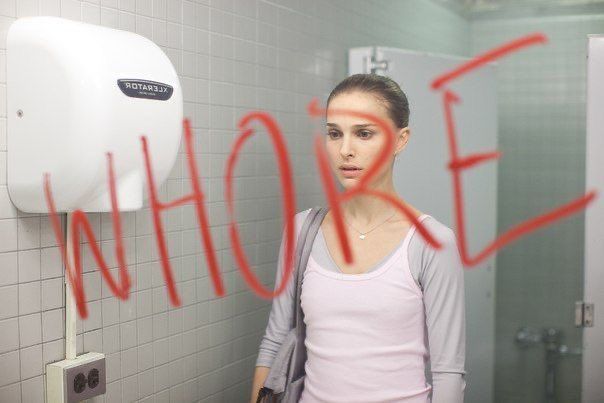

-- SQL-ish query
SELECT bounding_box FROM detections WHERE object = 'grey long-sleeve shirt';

[256,208,467,402]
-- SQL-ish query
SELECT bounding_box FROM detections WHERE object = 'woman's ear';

[395,127,410,156]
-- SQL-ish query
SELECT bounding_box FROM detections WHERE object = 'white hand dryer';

[7,16,183,212]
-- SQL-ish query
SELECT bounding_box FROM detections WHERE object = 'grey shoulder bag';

[256,206,328,403]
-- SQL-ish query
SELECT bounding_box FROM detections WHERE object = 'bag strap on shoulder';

[293,206,329,330]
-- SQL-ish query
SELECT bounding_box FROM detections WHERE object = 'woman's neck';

[341,186,404,226]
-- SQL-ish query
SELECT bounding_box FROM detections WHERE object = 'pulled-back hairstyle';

[326,73,410,129]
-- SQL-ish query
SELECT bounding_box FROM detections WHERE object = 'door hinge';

[365,55,389,74]
[575,301,594,327]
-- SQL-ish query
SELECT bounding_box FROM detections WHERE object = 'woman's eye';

[326,130,373,139]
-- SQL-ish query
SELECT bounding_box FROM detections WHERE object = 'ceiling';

[431,0,604,19]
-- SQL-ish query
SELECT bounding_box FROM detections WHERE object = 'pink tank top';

[299,214,432,403]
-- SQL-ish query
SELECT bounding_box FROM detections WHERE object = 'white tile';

[136,0,153,16]
[152,286,167,314]
[20,375,43,403]
[0,1,15,18]
[0,317,18,353]
[209,32,233,58]
[83,328,102,352]
[155,388,169,402]
[153,337,168,367]
[104,379,122,402]
[40,247,63,279]
[168,358,183,388]
[76,332,83,356]
[100,5,119,28]
[152,312,167,341]
[152,18,167,47]
[0,118,4,152]
[19,313,41,348]
[166,21,182,48]
[82,2,101,24]
[82,299,102,332]
[120,320,138,350]
[40,0,60,16]
[153,362,170,392]
[0,186,16,219]
[0,218,17,253]
[152,0,166,19]
[136,262,153,290]
[83,271,102,302]
[97,0,116,8]
[121,346,138,377]
[18,281,40,316]
[18,249,40,283]
[17,217,40,250]
[41,308,63,342]
[0,350,19,387]
[0,382,20,403]
[195,28,209,55]
[119,293,137,321]
[138,368,154,399]
[119,0,135,12]
[42,339,64,368]
[136,288,153,318]
[102,297,120,327]
[182,0,195,27]
[166,0,181,23]
[122,374,139,401]
[168,334,183,361]
[102,324,120,354]
[16,0,38,17]
[0,251,16,285]
[136,13,153,39]
[19,344,42,379]
[41,278,63,311]
[60,0,81,21]
[40,216,61,248]
[183,24,195,52]
[105,351,121,383]
[137,316,153,344]
[101,211,135,239]
[0,151,8,186]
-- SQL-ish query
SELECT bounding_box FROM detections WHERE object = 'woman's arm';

[251,209,310,401]
[419,225,467,403]
[249,366,271,403]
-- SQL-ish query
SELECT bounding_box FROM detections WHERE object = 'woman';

[250,74,466,402]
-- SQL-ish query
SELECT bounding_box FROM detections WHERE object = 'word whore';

[44,32,597,319]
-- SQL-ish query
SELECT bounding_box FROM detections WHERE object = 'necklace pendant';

[359,234,366,240]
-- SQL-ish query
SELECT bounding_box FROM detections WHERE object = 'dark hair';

[326,73,410,129]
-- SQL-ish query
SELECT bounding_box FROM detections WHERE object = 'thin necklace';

[343,209,397,240]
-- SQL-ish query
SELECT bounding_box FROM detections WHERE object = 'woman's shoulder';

[413,214,457,247]
[290,207,318,236]
[297,207,314,219]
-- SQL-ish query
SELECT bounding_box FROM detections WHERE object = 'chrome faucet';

[515,326,582,403]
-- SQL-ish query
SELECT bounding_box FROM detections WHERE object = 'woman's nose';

[339,135,354,158]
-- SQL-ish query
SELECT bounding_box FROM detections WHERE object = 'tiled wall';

[0,0,469,402]
[471,12,604,403]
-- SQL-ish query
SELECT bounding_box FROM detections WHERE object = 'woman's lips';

[339,167,363,178]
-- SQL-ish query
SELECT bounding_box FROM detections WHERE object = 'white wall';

[0,1,469,402]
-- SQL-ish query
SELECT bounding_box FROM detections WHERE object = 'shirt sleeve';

[419,225,467,403]
[255,209,309,368]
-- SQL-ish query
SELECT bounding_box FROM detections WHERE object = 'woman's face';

[325,91,409,189]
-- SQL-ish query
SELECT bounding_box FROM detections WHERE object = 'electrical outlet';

[46,352,106,403]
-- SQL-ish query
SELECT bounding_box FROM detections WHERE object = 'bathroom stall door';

[349,47,498,403]
[583,34,604,402]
